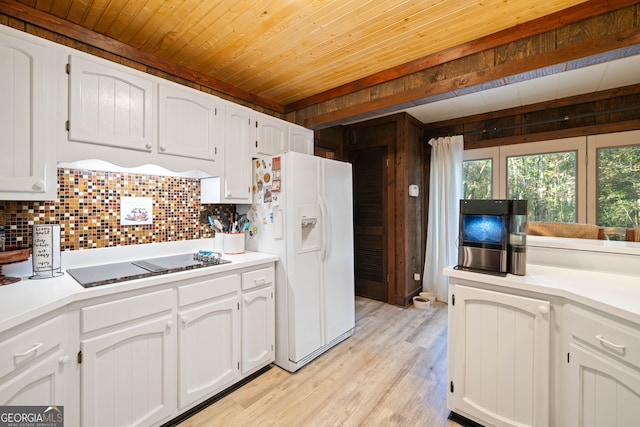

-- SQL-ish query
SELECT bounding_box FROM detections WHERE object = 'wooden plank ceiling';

[13,0,591,108]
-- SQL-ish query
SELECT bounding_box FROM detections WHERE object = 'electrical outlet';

[414,273,420,281]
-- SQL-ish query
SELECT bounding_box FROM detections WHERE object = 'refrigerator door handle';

[319,196,330,262]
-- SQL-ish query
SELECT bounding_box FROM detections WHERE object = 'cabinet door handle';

[14,342,43,359]
[58,355,71,366]
[159,145,166,152]
[32,180,45,191]
[165,320,174,330]
[181,316,189,326]
[595,335,626,351]
[145,143,153,150]
[538,305,549,316]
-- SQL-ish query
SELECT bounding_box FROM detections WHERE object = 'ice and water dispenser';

[297,205,321,253]
[457,199,528,276]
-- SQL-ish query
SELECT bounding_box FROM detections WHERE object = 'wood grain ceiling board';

[17,0,590,105]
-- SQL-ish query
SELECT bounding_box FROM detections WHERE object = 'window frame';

[462,146,500,199]
[586,130,640,225]
[498,137,587,223]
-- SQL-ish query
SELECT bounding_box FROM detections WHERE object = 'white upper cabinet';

[0,26,57,200]
[255,112,287,156]
[288,123,314,155]
[68,54,154,152]
[222,102,253,203]
[158,82,220,161]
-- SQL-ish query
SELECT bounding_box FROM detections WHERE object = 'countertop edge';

[0,251,278,333]
[444,265,640,325]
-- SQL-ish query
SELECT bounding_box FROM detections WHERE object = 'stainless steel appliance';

[457,199,528,276]
[67,252,230,288]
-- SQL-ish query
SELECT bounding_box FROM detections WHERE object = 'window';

[505,150,577,222]
[588,131,640,228]
[462,147,499,200]
[462,131,640,228]
[462,159,492,200]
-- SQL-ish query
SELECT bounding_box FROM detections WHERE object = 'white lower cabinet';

[0,314,71,407]
[177,274,240,409]
[241,286,274,375]
[448,284,550,427]
[0,262,275,426]
[241,268,275,376]
[76,263,274,426]
[79,289,176,427]
[565,304,640,427]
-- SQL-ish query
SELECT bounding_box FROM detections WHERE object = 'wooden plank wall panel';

[422,85,640,149]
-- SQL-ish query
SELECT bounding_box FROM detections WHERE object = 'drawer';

[0,314,65,378]
[568,304,640,369]
[242,267,274,291]
[81,288,174,333]
[177,274,239,307]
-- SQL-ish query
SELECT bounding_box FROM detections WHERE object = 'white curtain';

[423,135,463,302]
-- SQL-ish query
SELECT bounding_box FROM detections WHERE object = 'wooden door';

[349,146,389,302]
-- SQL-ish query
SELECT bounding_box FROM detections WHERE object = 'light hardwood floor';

[178,296,461,427]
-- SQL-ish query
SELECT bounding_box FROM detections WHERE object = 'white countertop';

[0,240,278,332]
[444,264,640,325]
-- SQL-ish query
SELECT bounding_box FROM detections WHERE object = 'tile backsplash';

[0,168,233,251]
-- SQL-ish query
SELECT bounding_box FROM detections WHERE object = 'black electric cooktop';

[67,253,231,288]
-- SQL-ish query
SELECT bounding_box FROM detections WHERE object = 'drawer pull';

[253,278,266,286]
[14,342,43,359]
[595,335,626,351]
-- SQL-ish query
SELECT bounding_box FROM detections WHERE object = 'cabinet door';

[68,55,154,151]
[255,113,287,156]
[0,350,66,406]
[158,83,220,161]
[223,103,252,203]
[178,294,239,409]
[0,29,54,198]
[450,285,550,427]
[567,342,640,427]
[241,286,274,375]
[81,315,176,427]
[288,124,314,155]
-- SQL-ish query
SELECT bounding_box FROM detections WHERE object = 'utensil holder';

[224,232,245,254]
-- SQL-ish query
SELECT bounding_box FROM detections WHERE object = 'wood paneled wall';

[422,84,640,148]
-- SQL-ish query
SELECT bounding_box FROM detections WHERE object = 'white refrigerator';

[246,151,355,372]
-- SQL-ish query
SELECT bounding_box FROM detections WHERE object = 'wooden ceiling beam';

[286,0,640,113]
[303,28,640,129]
[0,0,285,113]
